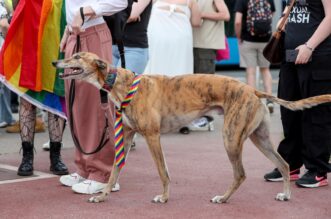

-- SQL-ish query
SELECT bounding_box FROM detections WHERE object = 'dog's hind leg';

[211,126,247,204]
[249,116,290,201]
[88,129,136,203]
[144,133,170,203]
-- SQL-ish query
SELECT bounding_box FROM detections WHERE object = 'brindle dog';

[53,52,331,204]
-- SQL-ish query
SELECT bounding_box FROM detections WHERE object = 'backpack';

[246,0,272,37]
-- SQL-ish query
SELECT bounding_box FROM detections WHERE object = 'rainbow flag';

[0,0,67,118]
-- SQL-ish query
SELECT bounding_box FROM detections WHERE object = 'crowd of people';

[0,0,330,199]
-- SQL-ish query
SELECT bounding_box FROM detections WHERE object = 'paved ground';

[0,69,330,219]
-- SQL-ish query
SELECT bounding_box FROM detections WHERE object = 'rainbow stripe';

[115,74,142,169]
[0,0,67,118]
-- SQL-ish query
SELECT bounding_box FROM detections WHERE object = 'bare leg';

[260,67,272,95]
[246,67,257,88]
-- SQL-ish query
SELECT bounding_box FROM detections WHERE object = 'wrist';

[304,42,314,52]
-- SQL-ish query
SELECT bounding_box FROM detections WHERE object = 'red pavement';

[0,112,330,219]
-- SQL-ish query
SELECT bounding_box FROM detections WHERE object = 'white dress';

[144,0,193,76]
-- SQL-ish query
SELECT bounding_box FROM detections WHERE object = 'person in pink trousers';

[59,0,128,194]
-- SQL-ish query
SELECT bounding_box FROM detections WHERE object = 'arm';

[201,0,230,22]
[296,0,331,64]
[71,0,128,34]
[127,0,151,23]
[234,12,242,43]
[190,0,201,27]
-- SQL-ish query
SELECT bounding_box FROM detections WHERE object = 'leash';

[68,9,109,155]
[114,74,142,168]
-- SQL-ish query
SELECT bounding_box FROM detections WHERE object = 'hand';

[71,9,85,35]
[127,16,141,23]
[295,44,313,65]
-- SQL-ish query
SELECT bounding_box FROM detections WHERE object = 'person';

[0,0,15,129]
[112,0,152,74]
[111,0,152,150]
[58,0,128,194]
[184,0,229,134]
[193,0,230,74]
[234,0,276,113]
[264,0,331,188]
[144,0,201,75]
[0,0,68,176]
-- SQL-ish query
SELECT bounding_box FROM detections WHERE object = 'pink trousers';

[64,23,115,183]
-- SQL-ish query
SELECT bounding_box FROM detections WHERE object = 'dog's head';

[52,52,110,88]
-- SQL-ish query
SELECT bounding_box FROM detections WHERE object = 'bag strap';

[277,0,296,32]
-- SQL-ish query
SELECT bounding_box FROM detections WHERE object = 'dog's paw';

[210,195,227,204]
[88,195,106,203]
[275,193,290,201]
[152,195,168,203]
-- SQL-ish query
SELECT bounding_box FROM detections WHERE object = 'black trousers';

[277,53,331,174]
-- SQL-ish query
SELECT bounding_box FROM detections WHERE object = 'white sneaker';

[0,121,8,128]
[111,182,120,192]
[60,173,86,187]
[42,141,50,151]
[72,180,107,194]
[188,118,214,132]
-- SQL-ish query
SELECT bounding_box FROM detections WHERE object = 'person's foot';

[295,170,328,188]
[179,127,190,134]
[266,100,274,114]
[72,180,120,194]
[0,121,14,128]
[42,141,50,151]
[264,168,300,182]
[60,173,86,187]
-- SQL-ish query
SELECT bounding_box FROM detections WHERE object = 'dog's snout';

[52,60,58,67]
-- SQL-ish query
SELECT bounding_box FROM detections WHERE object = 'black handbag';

[263,0,295,64]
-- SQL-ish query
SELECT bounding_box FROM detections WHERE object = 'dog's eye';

[74,55,81,59]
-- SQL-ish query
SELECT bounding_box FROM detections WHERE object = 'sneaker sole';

[17,170,33,176]
[296,179,328,188]
[72,187,104,194]
[265,174,300,182]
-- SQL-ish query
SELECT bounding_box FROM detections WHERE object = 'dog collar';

[102,71,117,91]
[114,74,143,169]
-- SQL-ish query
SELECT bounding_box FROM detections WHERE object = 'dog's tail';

[255,90,331,111]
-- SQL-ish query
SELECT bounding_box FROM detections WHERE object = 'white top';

[66,0,128,29]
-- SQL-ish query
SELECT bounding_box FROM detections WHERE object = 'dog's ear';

[94,59,107,71]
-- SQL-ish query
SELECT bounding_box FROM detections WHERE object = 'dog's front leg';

[88,129,136,203]
[144,133,170,203]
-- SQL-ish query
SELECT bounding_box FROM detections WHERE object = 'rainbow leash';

[114,74,143,169]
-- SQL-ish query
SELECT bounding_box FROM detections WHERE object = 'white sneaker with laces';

[72,180,107,194]
[72,180,120,194]
[60,173,86,187]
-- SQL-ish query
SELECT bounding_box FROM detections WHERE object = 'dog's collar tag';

[103,72,117,91]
